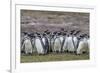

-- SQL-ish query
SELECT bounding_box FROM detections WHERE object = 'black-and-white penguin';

[62,33,69,52]
[49,32,55,52]
[67,30,76,53]
[30,33,37,54]
[53,32,62,53]
[76,34,89,55]
[59,32,65,52]
[21,32,28,53]
[72,30,81,53]
[21,34,33,55]
[45,31,52,52]
[35,33,45,55]
[42,33,49,54]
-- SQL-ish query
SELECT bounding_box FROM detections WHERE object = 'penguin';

[59,32,64,46]
[58,32,66,52]
[67,35,74,52]
[62,34,68,52]
[67,30,80,53]
[53,32,62,53]
[21,32,28,53]
[21,35,33,55]
[76,34,89,55]
[45,31,51,53]
[31,33,37,54]
[49,33,55,53]
[67,30,76,53]
[72,30,80,53]
[72,36,78,53]
[42,33,49,54]
[35,34,45,55]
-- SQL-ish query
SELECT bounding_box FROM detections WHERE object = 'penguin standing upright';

[76,34,89,55]
[73,30,81,52]
[62,34,68,52]
[53,32,62,53]
[31,33,37,54]
[42,33,49,54]
[45,31,51,53]
[50,33,55,52]
[67,35,75,52]
[59,32,65,52]
[22,34,33,55]
[67,30,76,53]
[21,32,28,53]
[35,33,45,55]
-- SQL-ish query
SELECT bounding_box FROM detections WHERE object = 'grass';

[21,53,89,63]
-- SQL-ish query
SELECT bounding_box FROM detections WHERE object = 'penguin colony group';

[21,29,89,55]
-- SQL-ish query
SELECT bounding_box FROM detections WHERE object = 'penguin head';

[31,33,35,38]
[38,34,41,38]
[62,32,66,36]
[63,30,67,36]
[70,30,75,35]
[73,30,81,36]
[36,32,40,35]
[84,34,89,39]
[36,32,40,37]
[84,34,88,37]
[47,31,50,35]
[53,31,57,35]
[79,34,85,39]
[51,32,55,38]
[23,32,28,35]
[57,32,61,36]
[77,36,81,40]
[43,33,46,37]
[87,35,90,38]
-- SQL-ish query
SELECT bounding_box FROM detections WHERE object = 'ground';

[21,53,89,63]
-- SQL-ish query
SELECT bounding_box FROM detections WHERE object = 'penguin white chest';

[67,37,75,52]
[62,36,68,51]
[35,38,44,54]
[59,36,64,43]
[24,39,33,54]
[53,38,61,52]
[76,38,89,54]
[42,38,46,45]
